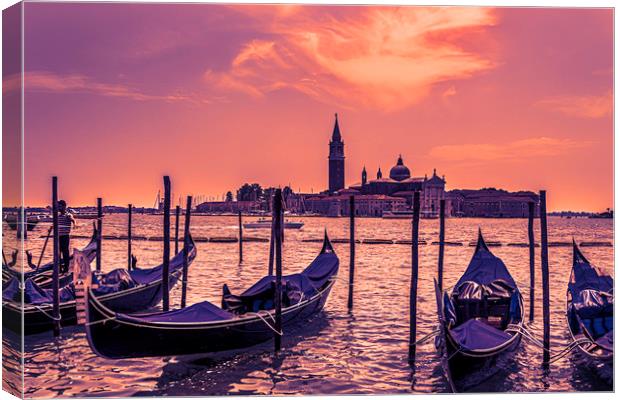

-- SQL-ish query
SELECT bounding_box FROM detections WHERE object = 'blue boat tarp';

[450,319,513,351]
[2,238,196,306]
[453,235,517,301]
[569,248,613,302]
[121,300,233,324]
[130,243,196,285]
[570,245,613,318]
[223,252,339,314]
[596,330,613,351]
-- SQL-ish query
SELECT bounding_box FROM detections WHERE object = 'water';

[2,215,614,396]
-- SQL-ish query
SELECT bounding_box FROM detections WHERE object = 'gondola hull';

[434,232,524,392]
[86,279,335,359]
[3,271,183,335]
[442,326,522,391]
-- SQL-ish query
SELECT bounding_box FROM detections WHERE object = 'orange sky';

[4,4,614,211]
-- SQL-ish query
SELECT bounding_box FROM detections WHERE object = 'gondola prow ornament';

[73,248,94,325]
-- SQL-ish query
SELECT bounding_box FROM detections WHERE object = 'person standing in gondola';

[57,200,76,273]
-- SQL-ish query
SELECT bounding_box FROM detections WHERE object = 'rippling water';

[2,215,614,396]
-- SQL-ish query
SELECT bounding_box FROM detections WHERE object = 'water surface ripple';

[2,215,613,396]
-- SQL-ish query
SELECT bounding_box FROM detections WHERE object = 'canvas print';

[1,1,614,397]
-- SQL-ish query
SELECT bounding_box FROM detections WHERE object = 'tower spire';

[331,113,342,142]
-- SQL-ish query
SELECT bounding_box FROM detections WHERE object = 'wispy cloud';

[534,90,612,118]
[428,137,591,163]
[4,71,211,104]
[204,7,497,111]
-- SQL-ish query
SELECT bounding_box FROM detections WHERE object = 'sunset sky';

[5,4,613,211]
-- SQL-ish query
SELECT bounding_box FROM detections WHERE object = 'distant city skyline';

[4,4,612,211]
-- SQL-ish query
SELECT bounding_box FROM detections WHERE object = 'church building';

[314,114,447,217]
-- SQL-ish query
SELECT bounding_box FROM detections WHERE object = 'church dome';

[389,155,411,181]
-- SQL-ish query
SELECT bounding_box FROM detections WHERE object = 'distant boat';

[589,209,613,219]
[243,217,304,229]
[3,214,40,231]
[383,210,439,219]
[382,211,412,219]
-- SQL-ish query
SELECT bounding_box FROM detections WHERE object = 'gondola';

[566,241,613,381]
[434,230,524,392]
[85,232,338,359]
[2,235,196,335]
[2,226,98,289]
[4,214,40,231]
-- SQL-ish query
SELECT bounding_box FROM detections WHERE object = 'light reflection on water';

[2,215,614,396]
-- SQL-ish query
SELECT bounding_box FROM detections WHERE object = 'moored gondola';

[434,230,524,392]
[2,235,196,335]
[2,225,99,288]
[84,232,338,359]
[566,241,613,382]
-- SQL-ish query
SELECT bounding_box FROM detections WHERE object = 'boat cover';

[453,236,517,300]
[130,244,196,285]
[222,252,339,314]
[569,247,613,303]
[450,318,513,351]
[2,239,195,306]
[101,243,338,326]
[121,300,233,324]
[595,330,613,352]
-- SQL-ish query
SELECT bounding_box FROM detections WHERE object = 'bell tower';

[328,113,345,193]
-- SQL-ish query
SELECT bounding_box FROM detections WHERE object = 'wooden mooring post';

[181,196,192,308]
[528,201,536,322]
[127,204,133,271]
[162,176,171,312]
[268,214,275,276]
[273,189,284,352]
[539,191,551,363]
[437,199,445,292]
[174,205,180,255]
[238,210,243,264]
[96,198,102,272]
[51,177,61,337]
[348,195,355,310]
[408,191,421,364]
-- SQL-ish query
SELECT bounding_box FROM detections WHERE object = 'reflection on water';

[2,215,614,396]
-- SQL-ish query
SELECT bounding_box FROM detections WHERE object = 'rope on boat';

[506,323,593,364]
[506,324,545,348]
[249,311,283,336]
[84,316,116,327]
[411,329,441,346]
[33,305,62,321]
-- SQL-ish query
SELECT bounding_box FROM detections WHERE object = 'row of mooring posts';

[342,189,552,364]
[49,175,194,337]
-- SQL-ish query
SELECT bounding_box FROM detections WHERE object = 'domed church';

[326,114,447,217]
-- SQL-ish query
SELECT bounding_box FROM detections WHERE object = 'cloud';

[3,71,211,104]
[428,137,592,163]
[204,7,497,111]
[535,91,612,118]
